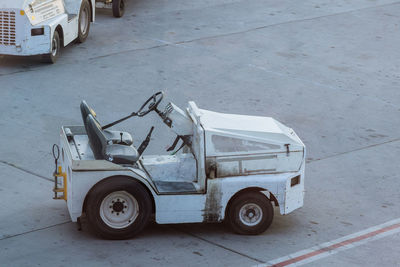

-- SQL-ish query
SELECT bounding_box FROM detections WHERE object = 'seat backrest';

[86,114,107,160]
[80,100,101,133]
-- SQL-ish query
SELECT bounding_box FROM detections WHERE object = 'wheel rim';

[239,203,263,226]
[80,7,89,35]
[51,35,58,56]
[100,191,139,229]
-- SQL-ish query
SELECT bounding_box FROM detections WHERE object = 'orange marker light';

[20,10,25,16]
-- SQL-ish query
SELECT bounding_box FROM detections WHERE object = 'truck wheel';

[42,30,60,64]
[112,0,125,18]
[77,0,91,43]
[86,177,152,239]
[228,192,273,235]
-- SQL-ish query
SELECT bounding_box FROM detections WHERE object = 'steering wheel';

[137,91,164,117]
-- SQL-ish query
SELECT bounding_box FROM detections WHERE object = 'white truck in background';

[0,0,95,63]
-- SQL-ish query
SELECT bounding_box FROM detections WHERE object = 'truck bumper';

[0,27,51,56]
[279,165,305,215]
[0,8,51,56]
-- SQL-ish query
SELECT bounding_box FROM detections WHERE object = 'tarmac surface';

[1,0,400,266]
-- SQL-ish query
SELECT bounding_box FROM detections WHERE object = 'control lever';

[166,136,180,152]
[138,127,155,156]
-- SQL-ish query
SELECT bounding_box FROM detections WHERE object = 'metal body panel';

[207,166,305,220]
[189,105,207,191]
[64,0,96,21]
[198,108,304,155]
[0,8,52,55]
[142,154,197,182]
[24,0,66,26]
[154,194,207,223]
[62,167,304,223]
[187,101,305,178]
[162,102,194,136]
[66,170,151,222]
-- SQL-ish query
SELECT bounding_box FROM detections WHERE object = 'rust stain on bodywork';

[203,182,222,222]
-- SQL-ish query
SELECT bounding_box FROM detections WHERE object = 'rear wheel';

[42,30,60,64]
[228,192,274,235]
[112,0,125,18]
[77,0,91,43]
[86,177,152,239]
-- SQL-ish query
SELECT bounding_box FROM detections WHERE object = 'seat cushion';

[105,144,139,165]
[104,130,133,146]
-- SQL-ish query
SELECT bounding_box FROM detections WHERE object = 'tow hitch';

[52,144,67,200]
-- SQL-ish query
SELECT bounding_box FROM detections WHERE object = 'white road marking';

[256,218,400,267]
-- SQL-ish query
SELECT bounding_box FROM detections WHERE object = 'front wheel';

[86,177,152,239]
[227,192,274,235]
[112,0,125,18]
[77,0,91,43]
[42,30,60,64]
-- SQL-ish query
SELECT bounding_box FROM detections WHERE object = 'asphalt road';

[1,0,400,266]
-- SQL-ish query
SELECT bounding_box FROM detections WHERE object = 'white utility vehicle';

[0,0,95,63]
[53,92,306,239]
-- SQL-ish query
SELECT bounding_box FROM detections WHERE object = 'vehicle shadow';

[77,211,301,241]
[0,54,50,74]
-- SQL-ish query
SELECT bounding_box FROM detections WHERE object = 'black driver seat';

[86,114,140,165]
[80,100,133,146]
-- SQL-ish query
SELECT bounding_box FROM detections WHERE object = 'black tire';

[86,177,152,240]
[227,192,274,235]
[77,0,91,43]
[42,30,60,64]
[112,0,125,18]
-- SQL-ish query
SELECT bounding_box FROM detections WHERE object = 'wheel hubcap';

[100,191,139,229]
[80,7,89,35]
[239,203,263,226]
[112,201,124,212]
[51,37,58,56]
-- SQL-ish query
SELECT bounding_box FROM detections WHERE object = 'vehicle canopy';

[186,102,305,177]
[195,108,304,156]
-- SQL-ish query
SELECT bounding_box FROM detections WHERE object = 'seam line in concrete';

[0,221,71,241]
[260,218,400,267]
[89,43,168,60]
[0,69,35,77]
[1,1,399,76]
[89,1,400,60]
[174,1,400,43]
[0,160,53,182]
[171,226,265,264]
[248,64,399,110]
[308,137,400,163]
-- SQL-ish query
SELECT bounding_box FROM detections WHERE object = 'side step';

[153,181,199,194]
